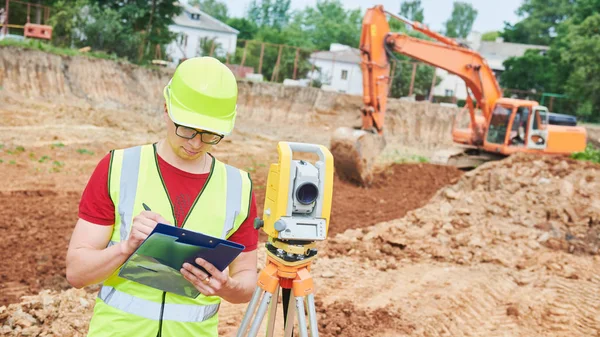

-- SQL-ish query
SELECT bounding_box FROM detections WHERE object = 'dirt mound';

[0,289,95,337]
[328,163,462,235]
[316,300,415,337]
[326,153,600,267]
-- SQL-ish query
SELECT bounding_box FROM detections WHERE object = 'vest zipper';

[156,291,166,337]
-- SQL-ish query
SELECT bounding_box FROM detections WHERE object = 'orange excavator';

[330,5,588,186]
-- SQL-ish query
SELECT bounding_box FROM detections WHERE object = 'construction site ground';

[0,47,599,337]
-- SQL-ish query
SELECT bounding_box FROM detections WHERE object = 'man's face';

[164,106,214,161]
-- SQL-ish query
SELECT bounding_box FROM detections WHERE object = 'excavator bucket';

[330,127,386,186]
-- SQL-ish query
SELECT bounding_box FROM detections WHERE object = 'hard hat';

[163,57,238,136]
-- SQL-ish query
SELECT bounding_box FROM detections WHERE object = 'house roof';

[172,2,239,34]
[311,47,361,64]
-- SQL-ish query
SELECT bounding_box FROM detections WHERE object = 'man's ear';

[163,103,169,122]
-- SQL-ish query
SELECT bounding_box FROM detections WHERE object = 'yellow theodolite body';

[261,142,334,241]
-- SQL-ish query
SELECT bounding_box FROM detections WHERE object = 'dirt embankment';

[0,45,458,156]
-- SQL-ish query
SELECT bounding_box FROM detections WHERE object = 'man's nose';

[188,134,203,148]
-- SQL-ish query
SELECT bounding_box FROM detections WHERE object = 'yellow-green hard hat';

[164,57,238,136]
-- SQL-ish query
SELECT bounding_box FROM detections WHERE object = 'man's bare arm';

[66,211,169,288]
[65,218,129,288]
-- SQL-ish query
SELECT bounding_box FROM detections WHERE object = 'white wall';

[433,69,468,100]
[311,59,363,95]
[166,25,237,66]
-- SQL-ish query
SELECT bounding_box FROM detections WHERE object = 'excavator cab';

[483,100,549,154]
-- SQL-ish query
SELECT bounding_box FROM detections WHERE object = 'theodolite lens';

[296,182,319,205]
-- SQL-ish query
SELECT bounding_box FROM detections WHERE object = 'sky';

[223,0,524,33]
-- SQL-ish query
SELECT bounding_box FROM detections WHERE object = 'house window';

[445,89,454,97]
[191,13,200,20]
[341,70,348,80]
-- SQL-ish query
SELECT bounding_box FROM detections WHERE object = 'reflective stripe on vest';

[109,148,243,245]
[98,286,219,322]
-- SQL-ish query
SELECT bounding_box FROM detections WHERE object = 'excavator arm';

[331,5,503,186]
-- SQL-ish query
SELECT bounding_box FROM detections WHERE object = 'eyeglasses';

[174,123,224,145]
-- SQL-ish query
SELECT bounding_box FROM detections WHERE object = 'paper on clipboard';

[118,224,245,298]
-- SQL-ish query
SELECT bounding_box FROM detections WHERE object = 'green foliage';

[248,0,292,29]
[560,13,600,119]
[77,148,95,155]
[196,37,222,57]
[299,0,362,50]
[47,0,88,47]
[389,60,440,98]
[38,155,51,163]
[0,39,120,61]
[226,18,259,40]
[499,0,600,120]
[400,0,425,23]
[444,2,478,38]
[481,31,500,41]
[501,49,555,92]
[571,144,600,163]
[51,142,65,149]
[188,0,229,22]
[501,0,575,45]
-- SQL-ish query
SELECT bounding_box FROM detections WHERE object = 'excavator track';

[431,147,505,169]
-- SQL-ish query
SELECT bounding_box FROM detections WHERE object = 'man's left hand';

[181,258,237,297]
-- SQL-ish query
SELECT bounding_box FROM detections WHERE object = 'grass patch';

[51,142,65,149]
[77,148,95,155]
[571,144,600,164]
[0,39,122,62]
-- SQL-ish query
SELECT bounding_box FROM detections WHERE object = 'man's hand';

[181,258,239,298]
[120,211,170,256]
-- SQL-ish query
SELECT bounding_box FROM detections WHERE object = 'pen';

[142,203,151,211]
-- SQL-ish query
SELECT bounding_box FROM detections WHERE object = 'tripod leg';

[265,285,280,337]
[283,289,296,337]
[237,287,264,337]
[247,291,274,337]
[295,297,309,337]
[306,294,319,337]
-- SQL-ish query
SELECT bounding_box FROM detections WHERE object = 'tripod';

[236,242,319,337]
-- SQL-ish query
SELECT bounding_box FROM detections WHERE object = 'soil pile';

[326,153,600,267]
[0,289,95,337]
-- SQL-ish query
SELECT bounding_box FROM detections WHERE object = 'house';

[309,44,363,95]
[165,2,238,67]
[433,31,549,100]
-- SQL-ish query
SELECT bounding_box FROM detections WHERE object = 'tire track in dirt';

[544,274,600,336]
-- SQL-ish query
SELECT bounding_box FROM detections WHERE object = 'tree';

[226,17,259,40]
[500,0,574,45]
[444,1,478,38]
[93,0,182,63]
[500,49,555,92]
[400,0,424,22]
[481,31,500,41]
[559,13,600,119]
[247,0,291,29]
[299,0,362,50]
[389,59,440,99]
[188,0,229,22]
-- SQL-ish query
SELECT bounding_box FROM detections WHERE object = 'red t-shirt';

[79,152,258,252]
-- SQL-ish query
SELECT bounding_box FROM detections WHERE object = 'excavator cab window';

[509,107,530,146]
[486,105,511,145]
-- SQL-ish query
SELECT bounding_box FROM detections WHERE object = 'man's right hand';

[120,211,170,256]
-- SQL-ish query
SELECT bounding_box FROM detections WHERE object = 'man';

[66,57,259,337]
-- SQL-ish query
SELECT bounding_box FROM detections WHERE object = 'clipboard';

[118,223,245,298]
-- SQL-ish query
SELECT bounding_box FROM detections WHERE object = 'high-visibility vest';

[87,144,252,337]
